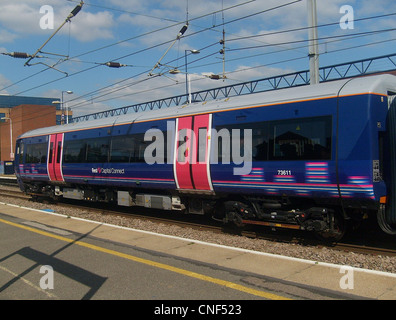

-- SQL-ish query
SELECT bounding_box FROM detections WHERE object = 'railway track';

[0,186,395,257]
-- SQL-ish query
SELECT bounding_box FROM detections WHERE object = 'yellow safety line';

[0,217,291,300]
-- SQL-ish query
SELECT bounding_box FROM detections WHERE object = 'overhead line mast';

[307,0,319,85]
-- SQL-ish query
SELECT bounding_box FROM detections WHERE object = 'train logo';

[92,168,125,175]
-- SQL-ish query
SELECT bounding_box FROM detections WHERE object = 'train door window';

[162,131,168,163]
[197,127,207,163]
[269,116,332,161]
[56,141,62,163]
[177,129,189,163]
[48,142,54,164]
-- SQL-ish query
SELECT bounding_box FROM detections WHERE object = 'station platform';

[1,201,396,300]
[0,174,16,179]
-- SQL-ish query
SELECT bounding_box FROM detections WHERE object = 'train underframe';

[20,180,372,241]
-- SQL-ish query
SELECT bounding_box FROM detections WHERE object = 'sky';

[1,0,396,118]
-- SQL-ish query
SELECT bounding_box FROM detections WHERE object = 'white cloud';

[68,11,115,42]
[0,74,13,94]
[0,3,42,34]
[0,1,116,42]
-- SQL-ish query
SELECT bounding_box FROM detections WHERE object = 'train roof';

[19,74,396,139]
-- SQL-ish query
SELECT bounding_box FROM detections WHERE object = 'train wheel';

[314,211,346,242]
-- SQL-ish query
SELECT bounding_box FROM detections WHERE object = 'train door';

[174,114,213,192]
[47,133,64,182]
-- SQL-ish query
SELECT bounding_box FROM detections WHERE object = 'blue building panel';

[0,95,57,109]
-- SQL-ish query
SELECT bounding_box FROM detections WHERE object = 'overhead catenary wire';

[8,49,396,127]
[226,11,396,44]
[66,39,396,111]
[11,0,314,99]
[227,27,396,52]
[65,24,396,111]
[1,0,257,94]
[24,1,84,67]
[8,0,297,96]
[2,1,395,119]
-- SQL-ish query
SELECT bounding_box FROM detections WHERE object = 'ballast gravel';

[1,194,396,275]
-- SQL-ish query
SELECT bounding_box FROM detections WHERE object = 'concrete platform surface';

[1,202,396,300]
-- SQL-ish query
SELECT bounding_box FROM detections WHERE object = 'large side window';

[110,136,135,163]
[215,122,269,163]
[269,116,332,160]
[134,133,150,163]
[215,115,332,162]
[64,137,109,163]
[25,143,48,164]
[86,137,109,163]
[63,140,86,163]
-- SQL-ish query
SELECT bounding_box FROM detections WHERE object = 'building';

[0,94,72,125]
[0,95,73,163]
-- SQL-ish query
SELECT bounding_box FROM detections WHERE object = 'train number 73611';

[277,170,292,176]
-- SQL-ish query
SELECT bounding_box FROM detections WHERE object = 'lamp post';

[184,49,200,101]
[1,117,13,160]
[62,90,73,124]
[53,90,73,124]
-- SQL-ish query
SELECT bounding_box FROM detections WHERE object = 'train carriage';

[14,74,396,240]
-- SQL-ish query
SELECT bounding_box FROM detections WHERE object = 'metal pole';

[185,50,189,99]
[307,0,319,85]
[9,118,13,160]
[1,117,13,160]
[188,74,192,104]
[61,91,64,125]
[184,49,199,103]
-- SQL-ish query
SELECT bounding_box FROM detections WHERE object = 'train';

[14,74,396,240]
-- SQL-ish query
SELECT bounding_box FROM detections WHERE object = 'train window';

[197,127,207,163]
[56,141,62,163]
[63,140,86,163]
[269,116,332,161]
[215,122,269,163]
[110,136,135,163]
[251,125,268,161]
[48,142,54,164]
[25,143,48,164]
[177,129,189,163]
[17,140,24,161]
[86,137,109,163]
[109,131,168,163]
[215,116,331,162]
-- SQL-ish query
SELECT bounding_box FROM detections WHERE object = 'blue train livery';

[14,74,396,240]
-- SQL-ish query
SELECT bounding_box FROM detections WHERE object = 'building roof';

[0,95,56,109]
